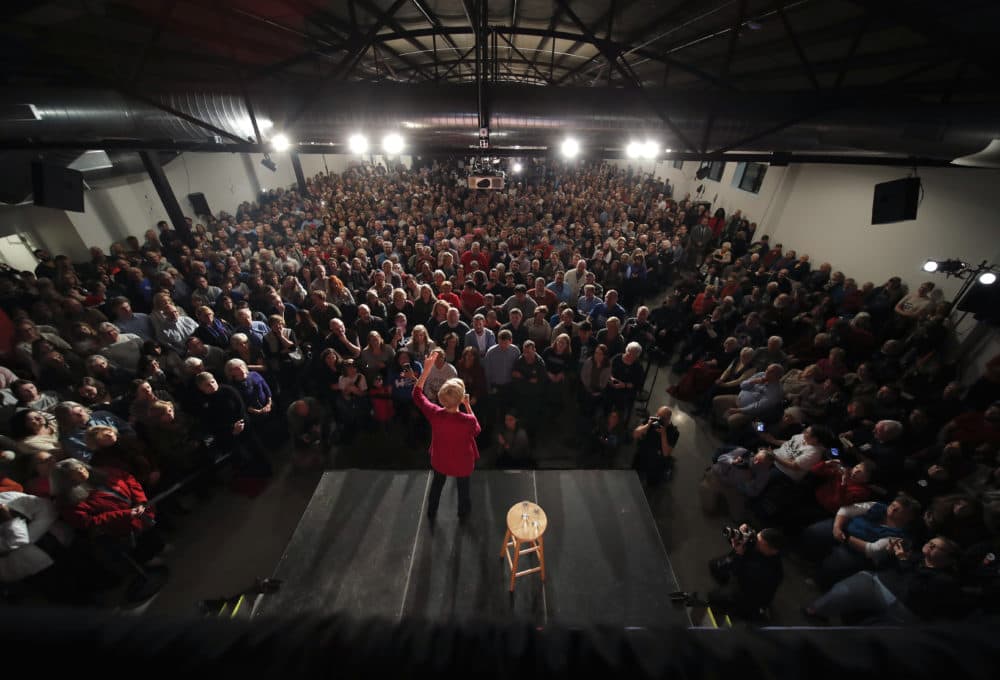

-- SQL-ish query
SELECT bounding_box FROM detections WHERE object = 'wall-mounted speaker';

[188,192,211,216]
[872,177,920,224]
[31,161,84,212]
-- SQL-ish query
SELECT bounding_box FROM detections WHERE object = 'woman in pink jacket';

[411,349,481,520]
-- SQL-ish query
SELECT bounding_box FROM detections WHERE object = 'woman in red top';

[411,349,481,520]
[51,458,165,563]
[783,460,873,534]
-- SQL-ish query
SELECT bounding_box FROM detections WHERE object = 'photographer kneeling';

[707,524,786,620]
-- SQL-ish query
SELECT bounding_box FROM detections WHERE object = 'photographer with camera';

[707,524,787,620]
[632,406,680,485]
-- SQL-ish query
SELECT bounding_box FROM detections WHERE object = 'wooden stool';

[500,501,548,592]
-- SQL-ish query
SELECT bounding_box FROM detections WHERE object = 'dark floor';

[255,469,687,628]
[144,355,820,626]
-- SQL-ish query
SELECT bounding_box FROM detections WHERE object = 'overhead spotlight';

[348,133,368,155]
[382,133,405,155]
[561,137,580,159]
[270,133,291,152]
[979,272,997,285]
[642,140,659,159]
[512,161,523,173]
[626,141,643,159]
[260,154,277,172]
[922,260,939,273]
[664,147,673,154]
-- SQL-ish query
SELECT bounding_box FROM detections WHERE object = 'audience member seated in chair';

[712,363,784,433]
[804,536,963,624]
[50,458,165,566]
[800,494,922,589]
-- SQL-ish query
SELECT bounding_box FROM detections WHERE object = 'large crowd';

[0,158,999,623]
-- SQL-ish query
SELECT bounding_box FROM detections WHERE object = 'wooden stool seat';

[500,501,548,592]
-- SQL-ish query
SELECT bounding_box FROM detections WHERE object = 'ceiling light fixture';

[382,133,405,155]
[270,133,291,152]
[561,137,580,159]
[348,134,369,155]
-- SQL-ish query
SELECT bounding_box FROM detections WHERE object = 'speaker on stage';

[872,177,920,224]
[188,192,212,216]
[31,161,84,212]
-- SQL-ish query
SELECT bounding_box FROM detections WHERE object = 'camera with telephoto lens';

[722,525,756,546]
[648,416,663,429]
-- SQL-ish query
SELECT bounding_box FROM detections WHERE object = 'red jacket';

[461,250,490,272]
[438,291,462,309]
[413,385,481,477]
[63,467,153,536]
[810,461,872,514]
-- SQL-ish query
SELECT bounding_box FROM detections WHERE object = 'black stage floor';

[254,470,688,628]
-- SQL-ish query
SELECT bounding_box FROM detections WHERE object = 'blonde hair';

[437,377,466,409]
[84,425,117,449]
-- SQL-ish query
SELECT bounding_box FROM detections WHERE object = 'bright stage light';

[561,138,580,158]
[270,133,291,152]
[922,260,939,273]
[980,271,997,285]
[348,134,368,154]
[626,141,643,159]
[382,133,405,155]
[641,140,659,159]
[512,161,523,173]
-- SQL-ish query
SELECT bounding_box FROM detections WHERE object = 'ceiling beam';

[700,0,746,153]
[0,138,964,167]
[775,0,819,89]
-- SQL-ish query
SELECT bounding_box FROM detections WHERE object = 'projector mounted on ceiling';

[468,176,505,190]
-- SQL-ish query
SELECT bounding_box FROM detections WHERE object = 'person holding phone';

[412,349,481,521]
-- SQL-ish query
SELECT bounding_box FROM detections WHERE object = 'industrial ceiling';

[1,0,999,167]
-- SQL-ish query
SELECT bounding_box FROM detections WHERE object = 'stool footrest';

[515,566,543,577]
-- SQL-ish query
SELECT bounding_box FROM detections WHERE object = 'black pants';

[427,471,471,517]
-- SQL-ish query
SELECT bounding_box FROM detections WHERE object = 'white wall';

[764,164,1000,300]
[0,203,89,261]
[604,159,789,227]
[59,152,359,252]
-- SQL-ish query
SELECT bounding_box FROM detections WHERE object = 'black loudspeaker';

[872,177,920,224]
[31,161,84,212]
[695,166,710,180]
[957,282,1000,325]
[188,192,211,216]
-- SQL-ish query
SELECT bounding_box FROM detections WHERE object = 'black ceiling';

[1,0,999,161]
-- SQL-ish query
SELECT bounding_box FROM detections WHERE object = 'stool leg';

[537,536,546,582]
[509,539,520,592]
[500,529,511,558]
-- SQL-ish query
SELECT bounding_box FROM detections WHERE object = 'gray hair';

[51,458,97,505]
[626,342,642,356]
[183,357,204,372]
[225,358,248,376]
[195,371,216,386]
[230,332,249,346]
